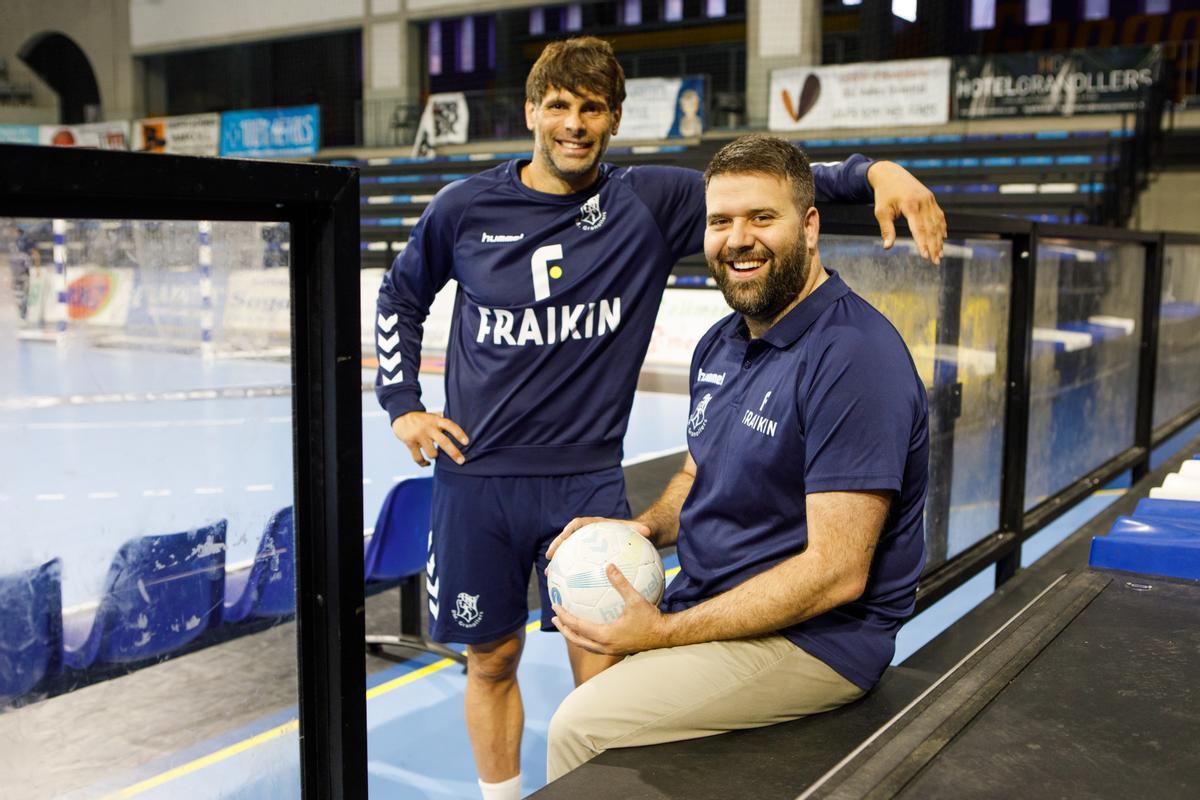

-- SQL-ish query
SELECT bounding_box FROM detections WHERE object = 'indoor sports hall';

[3,2,1200,798]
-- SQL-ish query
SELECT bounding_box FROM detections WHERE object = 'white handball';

[547,521,665,624]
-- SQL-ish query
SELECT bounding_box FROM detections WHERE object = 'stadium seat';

[223,507,295,624]
[0,559,63,705]
[364,477,465,665]
[1089,516,1200,581]
[62,521,227,671]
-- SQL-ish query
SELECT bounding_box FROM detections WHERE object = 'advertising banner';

[38,121,131,149]
[223,270,291,333]
[613,76,706,141]
[769,58,950,132]
[645,288,732,368]
[411,93,470,158]
[219,105,320,158]
[135,113,221,155]
[0,125,39,145]
[953,46,1160,119]
[39,266,135,327]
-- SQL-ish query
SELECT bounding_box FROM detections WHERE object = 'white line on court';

[266,416,291,424]
[25,418,248,431]
[35,493,66,501]
[142,489,172,497]
[245,484,274,492]
[194,487,224,495]
[620,445,688,467]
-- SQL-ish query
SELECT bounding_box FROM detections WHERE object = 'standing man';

[545,134,929,779]
[375,38,942,800]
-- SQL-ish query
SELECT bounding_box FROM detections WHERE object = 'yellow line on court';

[113,566,686,797]
[108,720,299,798]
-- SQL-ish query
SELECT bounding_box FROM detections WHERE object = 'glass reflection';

[825,235,1011,569]
[1025,239,1144,509]
[1153,244,1200,429]
[0,218,299,798]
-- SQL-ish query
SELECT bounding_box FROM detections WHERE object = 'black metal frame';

[0,144,367,799]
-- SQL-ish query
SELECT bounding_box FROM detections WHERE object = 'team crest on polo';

[688,392,713,438]
[453,592,483,628]
[576,194,607,231]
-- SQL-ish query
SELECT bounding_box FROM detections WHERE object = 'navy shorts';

[427,467,630,644]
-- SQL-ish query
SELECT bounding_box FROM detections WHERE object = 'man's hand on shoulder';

[552,563,670,656]
[866,160,947,265]
[391,411,470,467]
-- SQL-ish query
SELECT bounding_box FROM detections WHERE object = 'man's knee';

[466,631,524,685]
[546,687,605,782]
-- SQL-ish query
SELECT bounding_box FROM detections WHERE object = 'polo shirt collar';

[723,269,850,348]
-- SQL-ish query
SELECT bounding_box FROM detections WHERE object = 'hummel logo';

[482,232,525,243]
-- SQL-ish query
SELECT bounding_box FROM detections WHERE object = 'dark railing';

[1102,49,1172,226]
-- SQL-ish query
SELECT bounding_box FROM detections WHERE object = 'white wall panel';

[370,22,401,89]
[130,0,366,49]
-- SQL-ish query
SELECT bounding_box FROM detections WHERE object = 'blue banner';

[0,125,39,145]
[219,105,320,158]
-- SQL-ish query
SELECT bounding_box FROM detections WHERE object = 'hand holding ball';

[547,521,664,624]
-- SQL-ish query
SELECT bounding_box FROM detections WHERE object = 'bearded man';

[546,134,931,781]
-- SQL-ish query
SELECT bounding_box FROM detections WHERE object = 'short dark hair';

[526,37,626,112]
[703,135,815,214]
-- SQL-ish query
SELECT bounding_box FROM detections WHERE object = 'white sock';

[478,773,521,800]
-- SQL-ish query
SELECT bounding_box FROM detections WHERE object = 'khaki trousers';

[546,634,865,782]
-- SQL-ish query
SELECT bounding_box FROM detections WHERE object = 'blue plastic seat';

[223,507,295,624]
[1133,497,1200,521]
[0,559,63,705]
[1090,515,1200,581]
[364,477,464,665]
[62,522,227,671]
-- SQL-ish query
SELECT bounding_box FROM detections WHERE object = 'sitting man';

[545,133,930,780]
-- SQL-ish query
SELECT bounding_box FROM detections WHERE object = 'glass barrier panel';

[825,236,1011,570]
[1025,238,1144,510]
[0,217,300,798]
[1153,243,1200,429]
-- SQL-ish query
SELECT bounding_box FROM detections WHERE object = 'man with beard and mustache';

[545,134,929,780]
[375,37,941,799]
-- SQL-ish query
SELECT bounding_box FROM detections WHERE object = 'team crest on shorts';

[452,592,484,628]
[576,194,607,231]
[688,392,713,438]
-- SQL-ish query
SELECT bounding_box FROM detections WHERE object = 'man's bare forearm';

[635,458,695,548]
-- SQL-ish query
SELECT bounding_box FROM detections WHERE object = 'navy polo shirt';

[665,270,929,691]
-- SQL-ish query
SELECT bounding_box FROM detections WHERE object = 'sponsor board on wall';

[220,105,320,159]
[411,93,470,159]
[953,46,1160,119]
[134,113,221,155]
[0,125,40,145]
[645,288,733,368]
[613,76,706,141]
[769,58,950,132]
[36,266,135,327]
[223,270,291,333]
[37,121,131,150]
